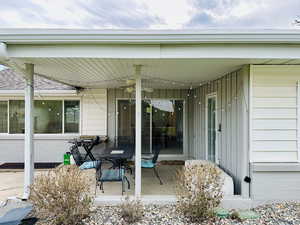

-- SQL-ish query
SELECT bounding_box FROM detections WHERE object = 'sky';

[0,0,299,29]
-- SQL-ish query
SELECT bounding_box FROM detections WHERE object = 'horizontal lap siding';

[191,66,249,195]
[81,89,107,135]
[251,65,300,162]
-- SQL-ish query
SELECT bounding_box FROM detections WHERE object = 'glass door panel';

[151,100,183,154]
[117,100,151,154]
[141,100,151,154]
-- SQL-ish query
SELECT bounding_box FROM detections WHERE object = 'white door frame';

[205,92,219,164]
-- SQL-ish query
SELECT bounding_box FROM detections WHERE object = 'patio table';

[93,145,134,160]
[92,145,134,173]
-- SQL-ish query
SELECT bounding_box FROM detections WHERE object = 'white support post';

[135,65,142,198]
[297,81,300,162]
[23,63,34,200]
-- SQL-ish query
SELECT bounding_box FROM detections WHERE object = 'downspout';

[0,42,8,62]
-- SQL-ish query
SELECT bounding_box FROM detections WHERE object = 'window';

[64,100,80,133]
[34,100,62,133]
[5,99,80,134]
[9,100,25,134]
[0,101,8,133]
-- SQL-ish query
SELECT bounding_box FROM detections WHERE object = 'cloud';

[0,0,299,29]
[0,0,162,29]
[186,0,300,28]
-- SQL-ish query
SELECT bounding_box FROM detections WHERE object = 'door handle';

[217,123,221,132]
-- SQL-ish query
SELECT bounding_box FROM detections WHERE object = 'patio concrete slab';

[86,164,181,196]
[0,166,253,209]
[0,170,47,202]
[0,165,182,202]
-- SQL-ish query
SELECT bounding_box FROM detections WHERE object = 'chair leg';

[153,167,163,185]
[100,182,104,193]
[95,182,97,196]
[124,176,130,189]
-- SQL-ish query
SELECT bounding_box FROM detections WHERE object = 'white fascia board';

[7,44,161,58]
[0,90,77,96]
[8,43,300,59]
[2,29,300,44]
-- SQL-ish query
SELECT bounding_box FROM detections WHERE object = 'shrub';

[175,162,224,222]
[119,196,143,223]
[30,165,93,225]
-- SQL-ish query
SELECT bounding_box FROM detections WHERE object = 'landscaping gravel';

[82,202,300,225]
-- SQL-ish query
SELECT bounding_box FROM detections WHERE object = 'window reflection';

[117,99,184,155]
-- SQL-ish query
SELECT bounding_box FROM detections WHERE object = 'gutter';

[2,29,300,44]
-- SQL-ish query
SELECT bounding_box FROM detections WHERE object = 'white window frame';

[0,100,9,134]
[0,98,81,135]
[205,92,219,164]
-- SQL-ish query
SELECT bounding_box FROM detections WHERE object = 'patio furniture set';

[68,136,163,195]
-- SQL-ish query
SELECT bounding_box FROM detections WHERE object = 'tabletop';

[92,145,134,160]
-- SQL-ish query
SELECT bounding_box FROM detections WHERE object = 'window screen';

[64,100,80,133]
[9,100,25,134]
[34,100,62,133]
[0,101,8,133]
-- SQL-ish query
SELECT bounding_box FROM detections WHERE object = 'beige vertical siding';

[190,66,250,195]
[81,89,107,135]
[107,71,249,195]
[251,65,300,162]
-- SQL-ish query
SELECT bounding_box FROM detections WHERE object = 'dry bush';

[30,165,93,225]
[119,196,144,224]
[175,163,224,222]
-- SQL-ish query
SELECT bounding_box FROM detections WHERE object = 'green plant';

[30,165,93,225]
[119,196,143,224]
[175,163,224,222]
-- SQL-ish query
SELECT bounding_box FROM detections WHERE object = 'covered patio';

[2,29,300,200]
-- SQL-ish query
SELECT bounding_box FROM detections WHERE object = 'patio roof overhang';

[2,29,300,89]
[2,28,300,199]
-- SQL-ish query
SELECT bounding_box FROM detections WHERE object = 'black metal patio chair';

[114,136,134,174]
[95,160,130,195]
[141,146,163,185]
[69,144,85,166]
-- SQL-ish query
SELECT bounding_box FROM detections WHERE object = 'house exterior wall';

[81,89,107,135]
[250,65,300,200]
[250,65,300,162]
[0,136,76,163]
[251,163,300,200]
[189,66,250,196]
[0,89,107,163]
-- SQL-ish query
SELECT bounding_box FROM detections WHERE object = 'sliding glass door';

[117,99,184,155]
[207,94,217,163]
[117,100,151,154]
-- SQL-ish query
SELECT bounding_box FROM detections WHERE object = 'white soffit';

[10,58,300,89]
